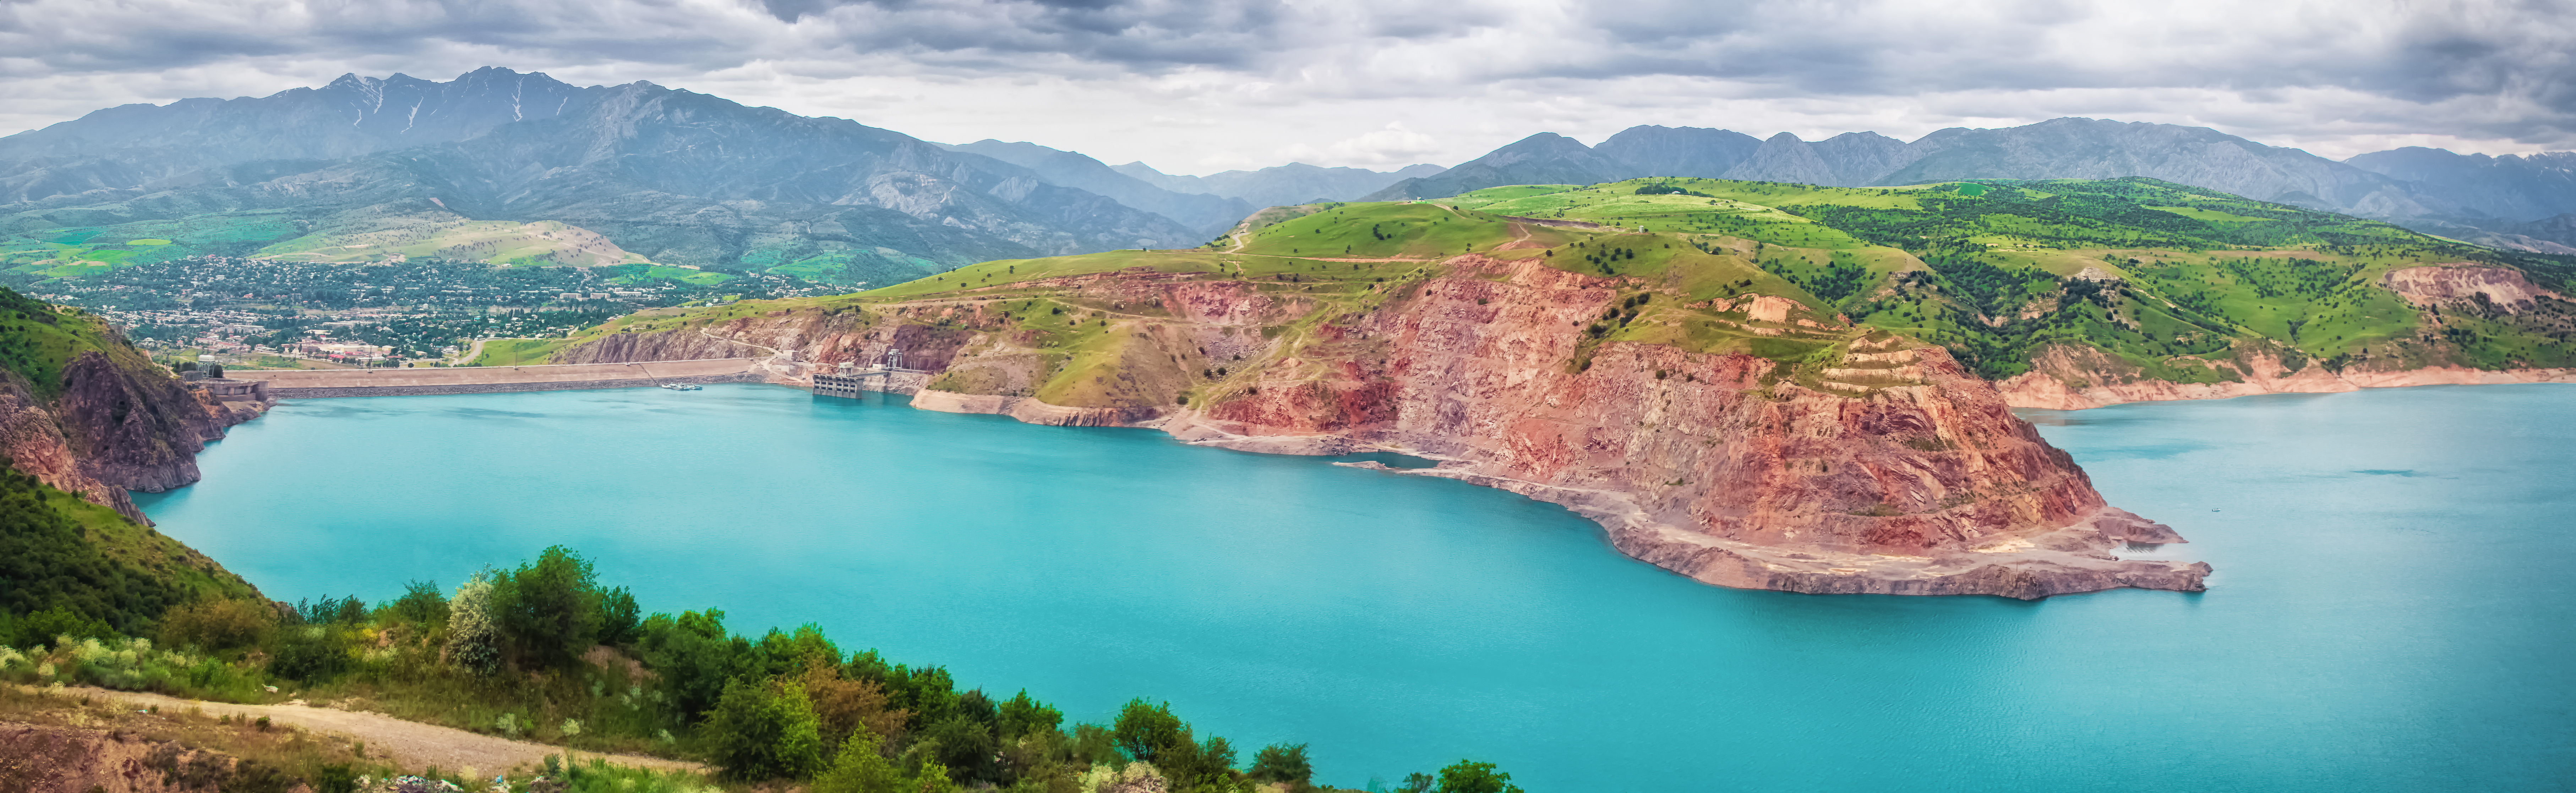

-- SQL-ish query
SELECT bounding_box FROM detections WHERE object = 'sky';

[2,0,2570,175]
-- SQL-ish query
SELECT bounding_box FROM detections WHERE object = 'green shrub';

[556,758,720,793]
[704,677,823,781]
[268,625,352,683]
[809,733,903,793]
[388,580,449,627]
[1249,743,1313,787]
[160,598,277,651]
[4,606,113,649]
[1433,760,1523,793]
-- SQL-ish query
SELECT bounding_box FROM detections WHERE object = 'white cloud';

[0,0,2570,172]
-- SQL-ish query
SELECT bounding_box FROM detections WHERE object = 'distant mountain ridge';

[1361,118,2576,252]
[0,69,1217,286]
[1112,160,1446,208]
[13,69,2576,285]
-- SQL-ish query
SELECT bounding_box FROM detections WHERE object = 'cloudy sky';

[2,0,2569,174]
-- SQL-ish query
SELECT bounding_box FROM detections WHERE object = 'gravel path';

[52,685,702,778]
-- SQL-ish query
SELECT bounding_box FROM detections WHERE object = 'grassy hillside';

[465,337,575,366]
[254,209,656,267]
[1434,177,2576,381]
[0,286,123,400]
[0,461,265,647]
[579,176,2575,401]
[1,204,671,278]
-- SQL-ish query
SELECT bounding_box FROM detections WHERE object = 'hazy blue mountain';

[1112,161,1444,208]
[1592,126,1762,178]
[0,67,595,204]
[0,70,1206,285]
[1347,117,2576,250]
[1881,118,2437,217]
[2346,147,2576,225]
[1360,133,1631,201]
[943,140,1252,238]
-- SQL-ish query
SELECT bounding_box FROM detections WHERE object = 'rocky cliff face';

[562,257,2206,599]
[0,326,264,522]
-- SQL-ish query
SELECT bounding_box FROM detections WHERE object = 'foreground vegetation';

[0,499,1524,792]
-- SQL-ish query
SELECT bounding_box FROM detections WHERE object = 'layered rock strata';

[563,256,2209,598]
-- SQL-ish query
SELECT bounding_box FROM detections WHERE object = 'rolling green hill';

[1428,177,2576,382]
[586,176,2574,404]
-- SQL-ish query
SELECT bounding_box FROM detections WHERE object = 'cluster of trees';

[1761,251,1871,303]
[3,540,1532,791]
[1633,183,1711,197]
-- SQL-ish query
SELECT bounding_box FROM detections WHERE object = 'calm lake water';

[137,383,2576,792]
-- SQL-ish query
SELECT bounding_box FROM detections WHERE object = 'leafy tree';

[802,658,910,753]
[1248,743,1314,788]
[705,677,825,781]
[637,608,747,720]
[751,623,840,678]
[995,689,1061,741]
[595,585,639,646]
[921,713,997,783]
[387,580,448,627]
[491,545,602,669]
[1112,698,1185,762]
[1434,760,1523,793]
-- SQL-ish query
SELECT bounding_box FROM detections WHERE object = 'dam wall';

[233,359,763,398]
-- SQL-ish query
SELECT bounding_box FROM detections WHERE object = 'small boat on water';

[660,383,703,391]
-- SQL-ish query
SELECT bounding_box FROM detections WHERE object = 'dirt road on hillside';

[47,685,702,778]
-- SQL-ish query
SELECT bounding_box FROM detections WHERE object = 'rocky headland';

[553,253,2211,599]
[0,299,269,522]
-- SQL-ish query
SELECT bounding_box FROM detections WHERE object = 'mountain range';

[1363,120,2576,255]
[8,68,2576,289]
[0,68,1434,287]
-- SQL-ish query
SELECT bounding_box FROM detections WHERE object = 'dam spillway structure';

[814,350,906,399]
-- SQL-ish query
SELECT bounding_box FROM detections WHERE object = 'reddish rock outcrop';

[577,256,2208,598]
[2383,264,2556,311]
[0,343,266,522]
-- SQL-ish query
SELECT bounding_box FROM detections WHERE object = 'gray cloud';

[0,0,2570,170]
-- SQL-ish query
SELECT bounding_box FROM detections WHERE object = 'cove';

[136,383,2576,792]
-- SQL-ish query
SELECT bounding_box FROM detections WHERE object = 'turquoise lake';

[136,383,2576,791]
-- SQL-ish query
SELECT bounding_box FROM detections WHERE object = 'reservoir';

[137,383,2576,792]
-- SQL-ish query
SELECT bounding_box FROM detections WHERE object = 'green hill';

[582,176,2575,404]
[1427,177,2576,382]
[0,287,267,645]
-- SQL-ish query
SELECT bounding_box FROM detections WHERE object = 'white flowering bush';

[445,570,504,676]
